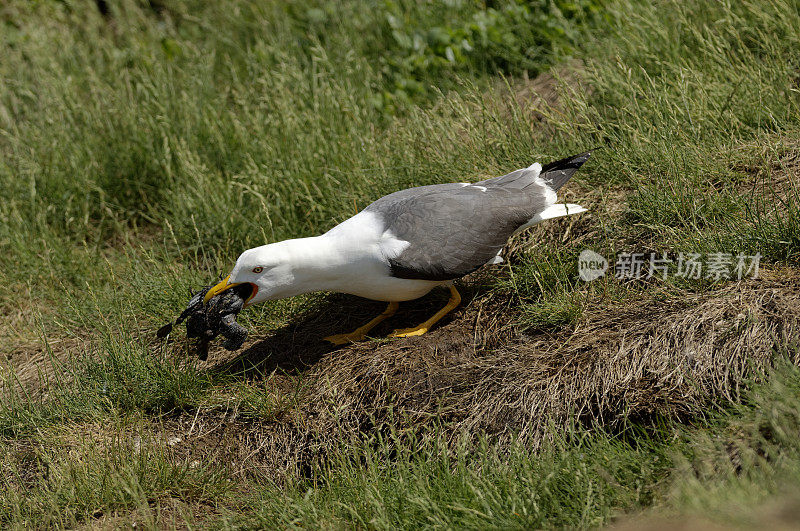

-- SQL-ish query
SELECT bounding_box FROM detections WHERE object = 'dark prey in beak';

[156,284,250,360]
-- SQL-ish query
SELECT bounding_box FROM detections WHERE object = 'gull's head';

[203,245,286,307]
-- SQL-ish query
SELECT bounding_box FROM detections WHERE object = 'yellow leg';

[389,285,461,338]
[324,302,400,345]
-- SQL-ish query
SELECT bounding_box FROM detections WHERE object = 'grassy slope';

[1,0,799,527]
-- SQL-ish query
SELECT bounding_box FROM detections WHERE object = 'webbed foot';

[323,301,400,345]
[324,332,369,345]
[388,326,429,338]
[388,285,461,339]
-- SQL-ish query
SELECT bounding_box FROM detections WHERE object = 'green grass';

[0,331,211,438]
[1,422,233,528]
[7,361,800,528]
[224,360,800,529]
[237,425,671,529]
[2,0,800,527]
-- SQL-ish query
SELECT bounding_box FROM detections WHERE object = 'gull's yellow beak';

[204,274,259,306]
[204,275,237,304]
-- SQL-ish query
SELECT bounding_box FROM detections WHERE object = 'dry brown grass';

[0,334,89,400]
[610,491,800,531]
[733,136,800,201]
[147,269,800,483]
[483,59,589,127]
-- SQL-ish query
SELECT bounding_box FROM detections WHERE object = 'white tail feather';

[537,203,587,220]
[514,203,587,235]
[485,252,504,266]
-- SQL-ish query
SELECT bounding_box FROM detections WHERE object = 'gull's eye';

[252,266,263,273]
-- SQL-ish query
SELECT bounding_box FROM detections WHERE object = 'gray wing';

[365,170,550,281]
[366,151,593,281]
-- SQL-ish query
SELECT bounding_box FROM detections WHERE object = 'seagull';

[203,151,591,344]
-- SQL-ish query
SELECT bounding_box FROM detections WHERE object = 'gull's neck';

[258,232,379,299]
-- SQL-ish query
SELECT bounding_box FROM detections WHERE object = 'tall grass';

[2,0,798,316]
[2,0,800,527]
[1,426,232,528]
[577,0,800,256]
[238,424,670,529]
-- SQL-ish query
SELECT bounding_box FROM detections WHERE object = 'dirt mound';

[296,274,798,440]
[163,270,800,482]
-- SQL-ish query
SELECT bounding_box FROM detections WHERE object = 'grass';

[1,421,233,528]
[1,0,800,527]
[6,362,800,528]
[235,424,671,529]
[0,331,211,438]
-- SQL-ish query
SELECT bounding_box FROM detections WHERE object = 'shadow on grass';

[207,286,479,380]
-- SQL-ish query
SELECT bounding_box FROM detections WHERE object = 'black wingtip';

[540,149,597,191]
